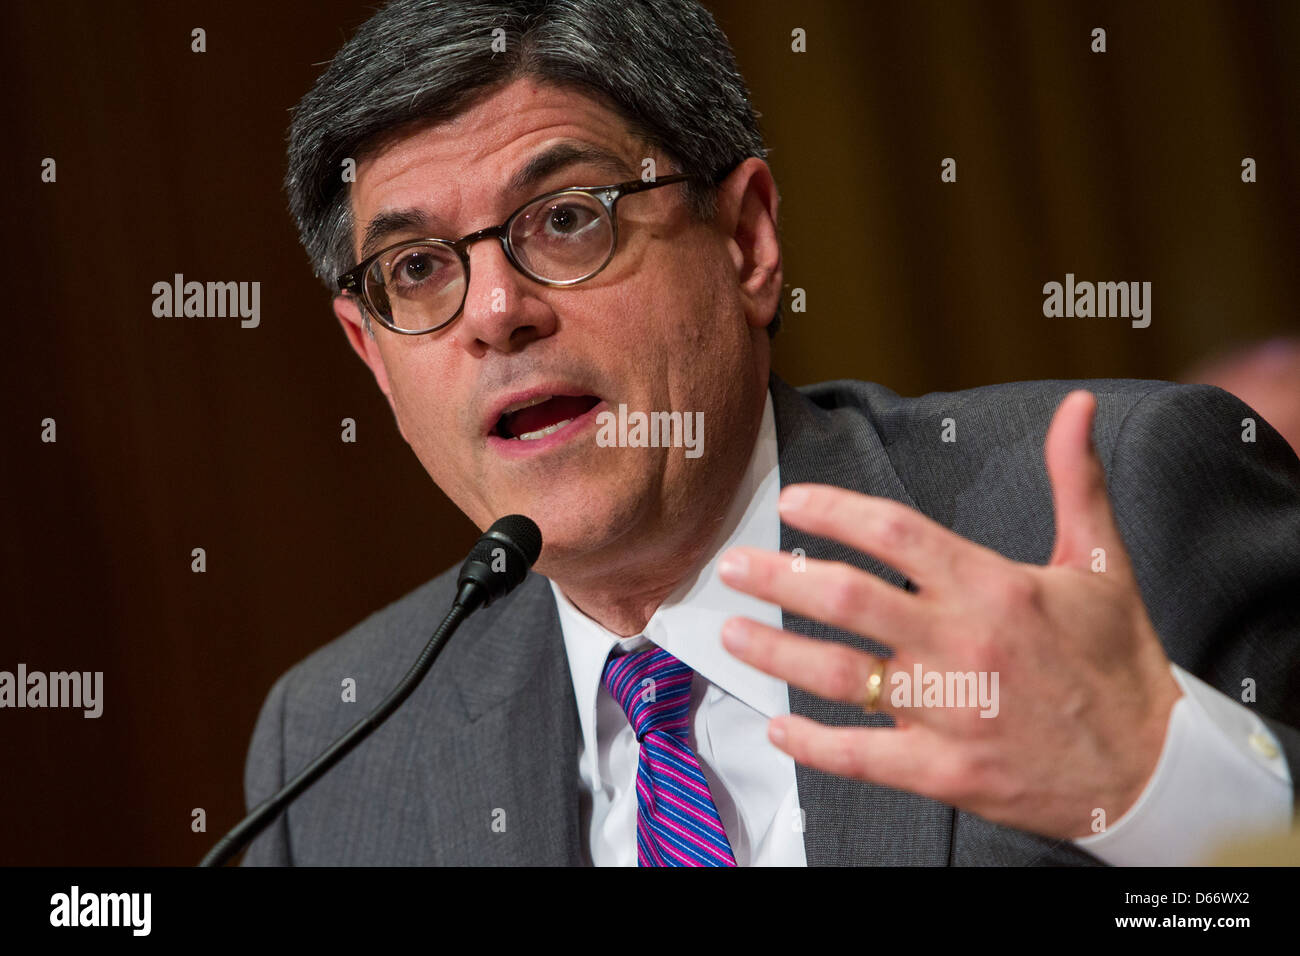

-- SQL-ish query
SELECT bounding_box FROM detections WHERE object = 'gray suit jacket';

[243,374,1300,865]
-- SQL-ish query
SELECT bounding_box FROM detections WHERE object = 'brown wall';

[1,0,1296,864]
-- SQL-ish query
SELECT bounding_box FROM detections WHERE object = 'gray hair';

[284,0,781,335]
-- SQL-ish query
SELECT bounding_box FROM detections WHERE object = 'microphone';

[199,514,542,867]
[455,513,543,611]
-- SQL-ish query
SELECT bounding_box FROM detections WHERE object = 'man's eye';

[390,251,441,286]
[542,204,597,237]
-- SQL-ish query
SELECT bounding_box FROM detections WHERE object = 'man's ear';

[715,157,782,332]
[333,293,394,399]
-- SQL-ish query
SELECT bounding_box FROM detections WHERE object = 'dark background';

[2,0,1296,865]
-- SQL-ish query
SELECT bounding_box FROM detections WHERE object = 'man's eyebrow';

[505,141,635,195]
[355,141,636,265]
[359,208,435,263]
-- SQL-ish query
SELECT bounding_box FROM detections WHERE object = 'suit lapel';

[770,374,954,865]
[421,574,583,864]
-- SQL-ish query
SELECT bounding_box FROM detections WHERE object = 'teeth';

[516,418,574,441]
[501,394,553,416]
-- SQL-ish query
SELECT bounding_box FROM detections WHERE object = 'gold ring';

[860,658,887,712]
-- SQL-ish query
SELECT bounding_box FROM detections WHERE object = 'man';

[243,0,1299,865]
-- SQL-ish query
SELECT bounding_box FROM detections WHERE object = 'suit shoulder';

[799,376,1179,441]
[790,374,1206,455]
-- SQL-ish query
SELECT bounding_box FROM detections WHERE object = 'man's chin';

[490,488,647,581]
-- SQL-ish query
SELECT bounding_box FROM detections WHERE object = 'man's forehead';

[352,80,646,199]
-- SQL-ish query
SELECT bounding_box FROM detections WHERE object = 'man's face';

[337,77,771,578]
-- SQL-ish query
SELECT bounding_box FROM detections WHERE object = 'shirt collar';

[550,389,786,787]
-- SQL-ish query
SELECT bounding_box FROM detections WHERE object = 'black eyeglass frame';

[336,172,701,335]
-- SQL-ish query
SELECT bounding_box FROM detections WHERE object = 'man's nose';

[455,237,557,354]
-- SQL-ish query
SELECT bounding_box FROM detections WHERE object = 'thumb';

[1045,391,1127,572]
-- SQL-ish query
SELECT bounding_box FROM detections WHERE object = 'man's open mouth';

[493,394,602,441]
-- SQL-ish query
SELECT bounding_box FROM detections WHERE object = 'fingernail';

[718,551,749,579]
[769,722,787,746]
[780,486,810,512]
[721,619,750,652]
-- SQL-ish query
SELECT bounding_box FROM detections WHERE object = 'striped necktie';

[602,645,737,866]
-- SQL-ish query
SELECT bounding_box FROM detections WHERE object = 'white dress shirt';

[551,389,1294,865]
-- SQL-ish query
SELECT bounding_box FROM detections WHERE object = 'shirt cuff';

[1072,663,1293,866]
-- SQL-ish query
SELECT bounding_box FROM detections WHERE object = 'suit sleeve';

[239,669,295,866]
[1091,383,1300,853]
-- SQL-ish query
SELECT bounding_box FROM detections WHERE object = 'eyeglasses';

[337,173,700,335]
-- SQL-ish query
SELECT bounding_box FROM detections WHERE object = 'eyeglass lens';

[366,190,616,332]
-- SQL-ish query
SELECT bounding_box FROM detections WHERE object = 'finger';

[1044,391,1129,571]
[717,549,934,652]
[721,617,936,724]
[767,714,946,796]
[776,484,993,591]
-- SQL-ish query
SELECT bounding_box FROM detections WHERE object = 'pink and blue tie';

[602,646,737,866]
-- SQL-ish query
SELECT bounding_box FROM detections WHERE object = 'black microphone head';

[486,514,542,566]
[455,514,543,609]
